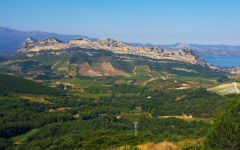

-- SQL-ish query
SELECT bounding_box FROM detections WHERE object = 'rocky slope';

[0,27,91,55]
[130,42,240,57]
[19,37,206,65]
[21,37,68,52]
[0,47,225,80]
[4,36,240,79]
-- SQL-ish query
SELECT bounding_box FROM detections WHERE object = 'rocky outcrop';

[19,37,206,65]
[21,37,37,50]
[208,66,240,76]
[20,37,67,52]
[226,67,240,75]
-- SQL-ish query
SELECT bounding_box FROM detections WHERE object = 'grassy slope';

[0,73,59,95]
[0,74,72,146]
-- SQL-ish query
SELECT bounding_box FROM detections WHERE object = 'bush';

[205,98,240,149]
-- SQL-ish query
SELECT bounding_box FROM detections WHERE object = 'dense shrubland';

[0,72,235,149]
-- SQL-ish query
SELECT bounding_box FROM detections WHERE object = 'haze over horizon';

[1,0,240,45]
[0,1,240,150]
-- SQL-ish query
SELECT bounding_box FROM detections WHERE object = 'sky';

[1,0,240,45]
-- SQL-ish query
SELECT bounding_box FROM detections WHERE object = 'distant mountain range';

[0,27,95,55]
[1,27,240,80]
[1,27,240,57]
[0,38,222,80]
[129,43,240,57]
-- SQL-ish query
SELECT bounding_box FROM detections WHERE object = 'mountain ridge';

[1,27,240,58]
[0,27,95,55]
[19,37,206,66]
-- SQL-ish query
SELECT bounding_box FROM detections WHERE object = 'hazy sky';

[1,0,240,44]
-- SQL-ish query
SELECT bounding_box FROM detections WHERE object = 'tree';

[151,108,158,118]
[205,97,240,150]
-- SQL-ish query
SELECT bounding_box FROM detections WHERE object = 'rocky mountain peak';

[22,37,37,49]
[181,48,193,54]
[44,37,62,44]
[98,39,127,48]
[69,37,90,45]
[20,37,65,52]
[25,37,36,43]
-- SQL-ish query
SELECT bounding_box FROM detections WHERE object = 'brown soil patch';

[78,62,129,77]
[19,95,53,105]
[138,141,179,150]
[78,62,102,77]
[176,94,186,101]
[48,107,71,112]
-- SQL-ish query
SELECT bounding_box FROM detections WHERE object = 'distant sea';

[204,56,240,67]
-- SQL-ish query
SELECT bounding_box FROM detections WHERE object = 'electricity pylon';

[133,121,138,136]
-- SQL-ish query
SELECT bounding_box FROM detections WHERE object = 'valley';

[2,0,240,149]
[0,37,239,149]
[0,72,229,149]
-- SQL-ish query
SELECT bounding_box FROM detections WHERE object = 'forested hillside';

[0,72,235,149]
[205,97,240,149]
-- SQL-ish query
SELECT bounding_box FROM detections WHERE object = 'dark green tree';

[205,97,240,150]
